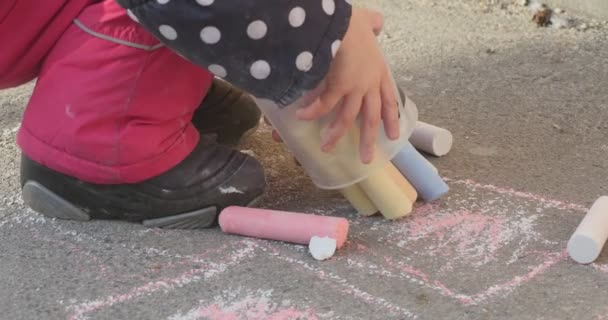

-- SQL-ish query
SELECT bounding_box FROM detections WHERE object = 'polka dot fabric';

[114,0,352,107]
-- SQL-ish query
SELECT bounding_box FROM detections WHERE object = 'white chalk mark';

[467,251,566,304]
[342,176,579,306]
[241,150,256,157]
[168,288,319,320]
[67,241,257,320]
[344,249,566,306]
[1,124,20,137]
[220,186,244,194]
[0,177,595,317]
[2,213,191,260]
[445,178,588,212]
[27,227,110,277]
[259,244,417,319]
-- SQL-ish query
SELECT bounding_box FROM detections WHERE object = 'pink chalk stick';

[219,207,349,248]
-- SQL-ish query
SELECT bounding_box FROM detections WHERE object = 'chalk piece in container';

[410,121,453,157]
[340,185,378,216]
[219,206,349,248]
[392,143,449,202]
[385,162,418,202]
[421,155,439,175]
[568,196,608,264]
[358,169,413,220]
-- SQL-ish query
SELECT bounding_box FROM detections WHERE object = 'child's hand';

[264,117,301,166]
[295,8,400,164]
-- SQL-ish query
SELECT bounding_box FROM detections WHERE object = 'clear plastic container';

[255,72,418,190]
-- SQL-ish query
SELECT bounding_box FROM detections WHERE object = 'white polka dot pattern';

[289,7,306,28]
[127,9,139,23]
[322,0,335,15]
[118,0,352,106]
[159,25,178,40]
[208,64,227,78]
[250,60,271,79]
[247,20,267,40]
[331,40,341,57]
[296,51,314,72]
[196,0,214,5]
[200,26,221,44]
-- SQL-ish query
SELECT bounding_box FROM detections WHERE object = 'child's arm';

[115,0,398,163]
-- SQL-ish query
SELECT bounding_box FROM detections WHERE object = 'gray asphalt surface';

[1,1,607,319]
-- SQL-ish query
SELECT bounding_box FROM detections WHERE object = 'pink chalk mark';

[596,308,608,320]
[356,243,370,251]
[412,203,442,216]
[381,250,567,305]
[592,264,608,273]
[445,178,588,212]
[338,178,582,308]
[432,280,458,299]
[338,178,576,307]
[198,305,239,320]
[382,257,474,305]
[260,243,417,319]
[68,241,257,320]
[386,258,430,283]
[59,177,583,318]
[390,208,509,269]
[408,209,504,257]
[468,250,567,303]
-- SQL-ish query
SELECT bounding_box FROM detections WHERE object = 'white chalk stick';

[567,196,608,264]
[410,121,453,157]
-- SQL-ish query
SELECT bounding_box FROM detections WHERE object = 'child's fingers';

[271,129,283,143]
[264,117,283,143]
[321,93,363,152]
[269,130,299,165]
[296,89,342,121]
[359,90,382,164]
[380,73,400,140]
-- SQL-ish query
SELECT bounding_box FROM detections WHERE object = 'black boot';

[21,135,265,229]
[21,80,265,229]
[192,79,262,145]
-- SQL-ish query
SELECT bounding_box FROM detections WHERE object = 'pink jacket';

[0,0,97,88]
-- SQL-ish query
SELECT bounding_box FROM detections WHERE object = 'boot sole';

[22,181,262,229]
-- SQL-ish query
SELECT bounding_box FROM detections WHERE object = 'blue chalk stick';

[391,143,449,202]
